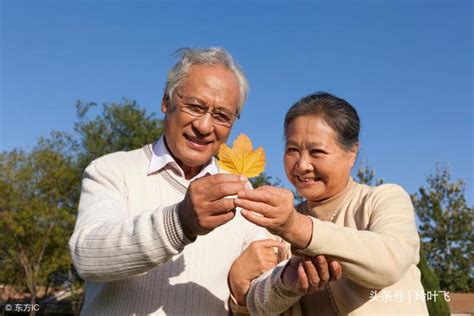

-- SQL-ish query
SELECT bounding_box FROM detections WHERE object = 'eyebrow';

[180,94,233,113]
[285,140,326,147]
[308,141,325,147]
[179,94,204,104]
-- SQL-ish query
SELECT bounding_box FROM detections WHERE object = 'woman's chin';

[296,184,325,201]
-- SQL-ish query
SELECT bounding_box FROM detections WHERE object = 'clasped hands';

[178,175,342,305]
[178,175,309,245]
[229,239,342,305]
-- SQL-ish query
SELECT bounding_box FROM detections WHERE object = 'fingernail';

[240,175,247,182]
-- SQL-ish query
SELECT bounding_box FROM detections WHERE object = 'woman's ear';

[349,143,359,168]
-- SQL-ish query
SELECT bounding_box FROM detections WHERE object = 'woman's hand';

[235,186,313,248]
[282,255,343,294]
[228,239,285,306]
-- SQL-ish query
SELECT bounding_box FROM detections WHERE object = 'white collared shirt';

[148,136,219,185]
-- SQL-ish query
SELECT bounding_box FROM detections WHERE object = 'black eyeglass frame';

[170,90,240,127]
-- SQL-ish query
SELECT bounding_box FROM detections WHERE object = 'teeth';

[187,136,210,145]
[297,176,320,183]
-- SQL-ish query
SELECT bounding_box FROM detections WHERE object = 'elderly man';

[69,47,270,315]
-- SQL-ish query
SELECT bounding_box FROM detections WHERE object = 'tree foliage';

[355,160,384,186]
[412,165,473,292]
[418,250,450,315]
[249,172,281,189]
[0,99,164,314]
[74,98,164,170]
[0,133,79,311]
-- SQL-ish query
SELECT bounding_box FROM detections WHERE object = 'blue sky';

[1,1,473,204]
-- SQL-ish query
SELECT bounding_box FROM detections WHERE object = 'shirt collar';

[148,136,219,181]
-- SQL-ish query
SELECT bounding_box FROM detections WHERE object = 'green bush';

[418,251,450,315]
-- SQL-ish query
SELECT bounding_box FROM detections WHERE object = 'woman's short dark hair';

[284,92,360,151]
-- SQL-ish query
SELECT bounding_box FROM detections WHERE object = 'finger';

[235,199,273,217]
[252,239,285,250]
[303,257,320,292]
[256,185,286,195]
[267,254,278,266]
[262,249,279,265]
[297,263,309,293]
[207,198,237,215]
[329,261,343,281]
[246,185,292,202]
[312,255,330,290]
[240,209,275,228]
[263,260,278,271]
[206,182,248,200]
[248,241,280,264]
[237,188,276,204]
[208,210,236,228]
[205,173,247,184]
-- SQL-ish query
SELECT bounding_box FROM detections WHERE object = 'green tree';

[355,160,384,185]
[412,165,473,292]
[0,133,79,315]
[418,251,450,315]
[74,98,164,170]
[0,99,164,315]
[356,162,451,314]
[249,172,281,189]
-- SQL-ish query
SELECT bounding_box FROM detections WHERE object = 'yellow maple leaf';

[217,133,266,178]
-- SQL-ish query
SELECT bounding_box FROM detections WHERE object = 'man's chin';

[182,154,213,169]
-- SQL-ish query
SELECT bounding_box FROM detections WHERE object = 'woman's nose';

[296,155,314,172]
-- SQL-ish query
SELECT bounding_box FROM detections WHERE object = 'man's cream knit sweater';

[69,143,264,315]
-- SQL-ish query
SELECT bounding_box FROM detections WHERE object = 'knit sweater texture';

[244,178,429,315]
[69,143,264,315]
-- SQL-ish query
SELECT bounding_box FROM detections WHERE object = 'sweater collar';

[306,177,355,220]
[148,136,218,181]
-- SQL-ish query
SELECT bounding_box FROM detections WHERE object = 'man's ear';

[161,95,168,114]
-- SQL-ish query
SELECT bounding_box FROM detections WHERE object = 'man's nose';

[192,113,214,134]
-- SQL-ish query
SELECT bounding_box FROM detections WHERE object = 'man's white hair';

[164,47,249,113]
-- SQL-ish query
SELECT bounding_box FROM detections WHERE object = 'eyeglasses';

[172,91,240,127]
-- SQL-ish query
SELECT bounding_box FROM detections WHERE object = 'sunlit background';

[2,1,472,202]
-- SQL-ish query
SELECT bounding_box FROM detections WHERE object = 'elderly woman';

[229,92,428,315]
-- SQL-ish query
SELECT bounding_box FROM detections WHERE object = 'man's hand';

[235,186,313,248]
[228,239,285,306]
[179,174,248,240]
[282,255,342,295]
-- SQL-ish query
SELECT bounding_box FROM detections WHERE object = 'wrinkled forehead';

[285,115,334,136]
[178,65,241,111]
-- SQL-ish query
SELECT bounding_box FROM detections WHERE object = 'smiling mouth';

[184,134,213,146]
[296,175,323,183]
